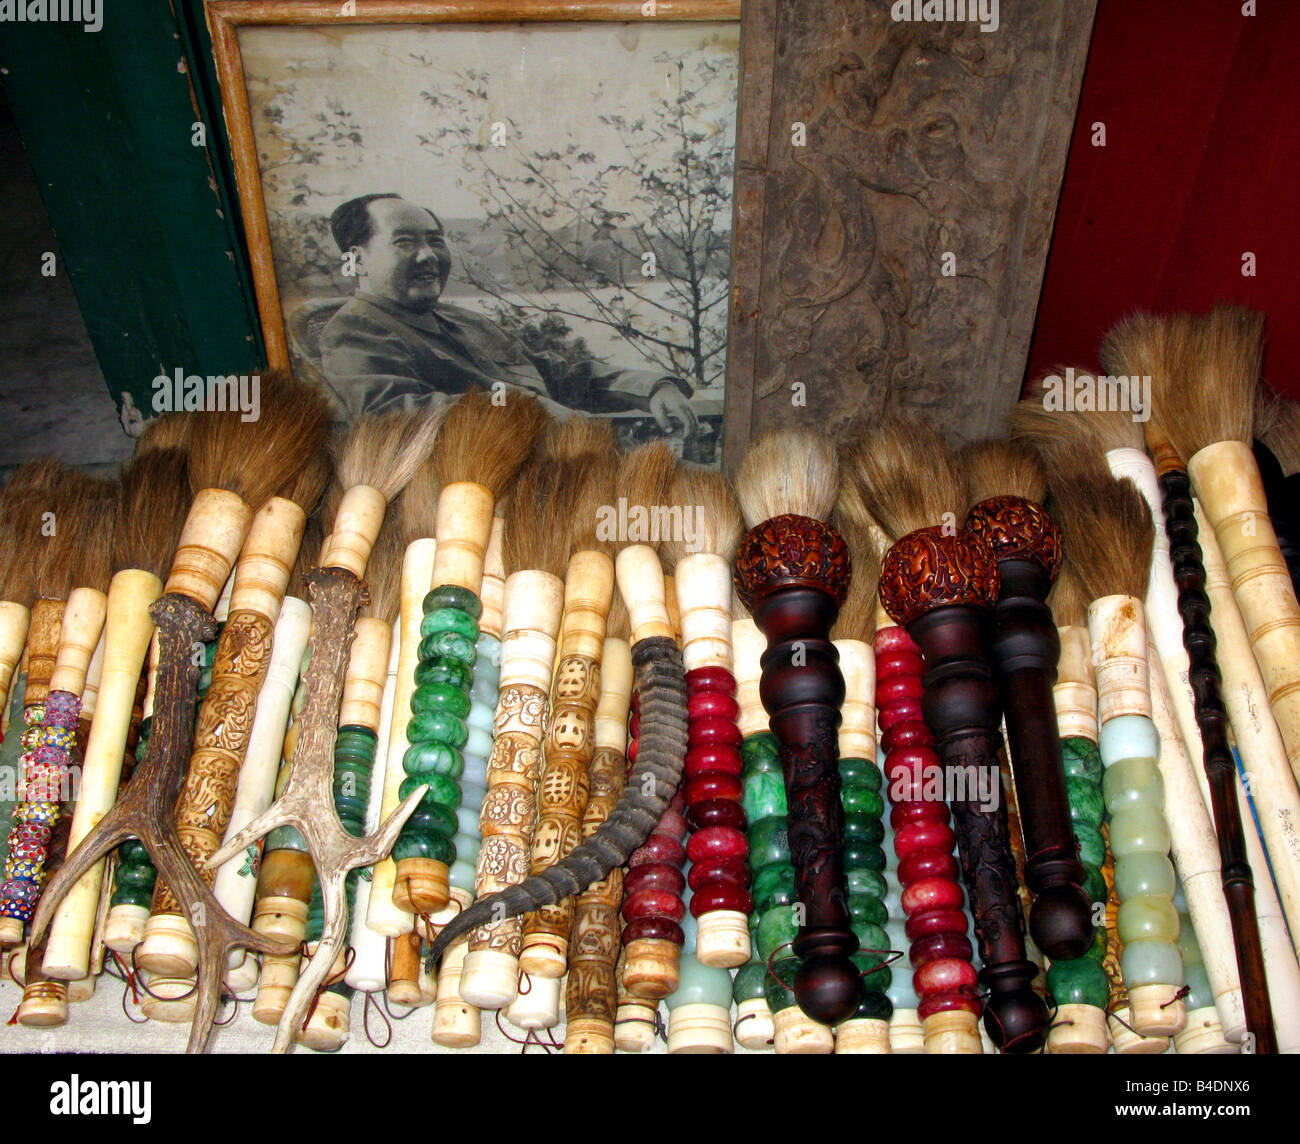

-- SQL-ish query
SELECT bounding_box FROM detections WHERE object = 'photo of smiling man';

[319,193,699,433]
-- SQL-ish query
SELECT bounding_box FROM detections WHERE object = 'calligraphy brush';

[851,413,1047,1051]
[47,446,192,974]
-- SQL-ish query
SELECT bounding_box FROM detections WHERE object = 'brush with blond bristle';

[1042,438,1221,1045]
[429,438,690,1004]
[40,446,191,978]
[958,436,1095,971]
[387,391,547,922]
[659,466,751,975]
[728,426,873,1027]
[455,422,597,1009]
[1138,307,1300,793]
[847,413,1050,1052]
[1107,311,1298,1049]
[137,393,332,982]
[513,417,619,997]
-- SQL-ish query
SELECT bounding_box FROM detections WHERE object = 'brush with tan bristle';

[387,389,548,921]
[208,403,445,1053]
[1109,311,1300,1050]
[509,417,618,1026]
[659,465,751,978]
[958,436,1096,974]
[1040,438,1210,1045]
[846,413,1053,1053]
[455,421,592,1009]
[137,402,331,983]
[427,439,689,1013]
[0,466,100,945]
[44,446,192,976]
[728,425,878,1030]
[1260,391,1300,476]
[1134,306,1300,789]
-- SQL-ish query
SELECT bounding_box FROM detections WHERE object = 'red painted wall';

[1027,0,1300,398]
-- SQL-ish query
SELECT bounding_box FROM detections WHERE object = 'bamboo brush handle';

[479,516,506,642]
[460,570,562,1007]
[432,481,495,594]
[1147,644,1248,1042]
[212,596,311,932]
[48,589,108,698]
[1055,626,1097,741]
[368,538,435,936]
[24,597,65,707]
[1195,498,1300,952]
[1189,440,1300,777]
[324,484,387,579]
[0,601,30,719]
[165,488,253,609]
[42,569,161,979]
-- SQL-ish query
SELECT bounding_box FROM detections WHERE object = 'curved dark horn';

[426,635,686,969]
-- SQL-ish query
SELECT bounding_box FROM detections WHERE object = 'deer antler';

[30,593,297,1053]
[208,566,424,1053]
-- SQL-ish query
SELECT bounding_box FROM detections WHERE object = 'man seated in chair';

[319,193,698,433]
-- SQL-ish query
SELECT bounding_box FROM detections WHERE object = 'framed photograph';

[207,0,741,464]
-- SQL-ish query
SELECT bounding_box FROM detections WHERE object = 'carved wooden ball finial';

[733,514,851,613]
[878,525,1000,629]
[965,495,1063,582]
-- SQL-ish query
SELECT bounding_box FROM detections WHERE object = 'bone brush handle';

[564,633,633,1053]
[213,594,311,990]
[460,570,563,1007]
[878,526,1046,1052]
[1194,497,1300,955]
[734,512,862,1028]
[368,538,435,936]
[1187,440,1300,781]
[0,600,30,728]
[519,549,614,976]
[966,497,1092,959]
[140,497,304,976]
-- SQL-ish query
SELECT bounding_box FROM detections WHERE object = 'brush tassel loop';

[426,635,687,968]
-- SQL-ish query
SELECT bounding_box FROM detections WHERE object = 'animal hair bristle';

[838,415,963,540]
[1261,393,1300,476]
[395,400,452,543]
[36,469,101,601]
[959,438,1048,506]
[432,388,548,499]
[360,519,402,624]
[187,371,331,509]
[736,428,838,528]
[571,445,619,556]
[77,478,118,593]
[112,448,191,579]
[335,407,441,505]
[659,467,743,570]
[503,430,578,579]
[136,413,192,455]
[1046,562,1090,629]
[288,509,325,601]
[277,446,331,515]
[1044,440,1153,604]
[3,458,63,502]
[1152,304,1263,458]
[616,441,679,542]
[0,459,63,605]
[830,510,878,644]
[606,589,631,643]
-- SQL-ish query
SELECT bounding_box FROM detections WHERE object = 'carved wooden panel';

[724,0,1096,472]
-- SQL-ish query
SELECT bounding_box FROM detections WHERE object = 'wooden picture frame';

[206,0,741,463]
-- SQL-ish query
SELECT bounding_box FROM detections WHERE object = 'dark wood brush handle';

[881,526,1048,1053]
[734,513,862,1026]
[1158,466,1276,1053]
[967,496,1092,961]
